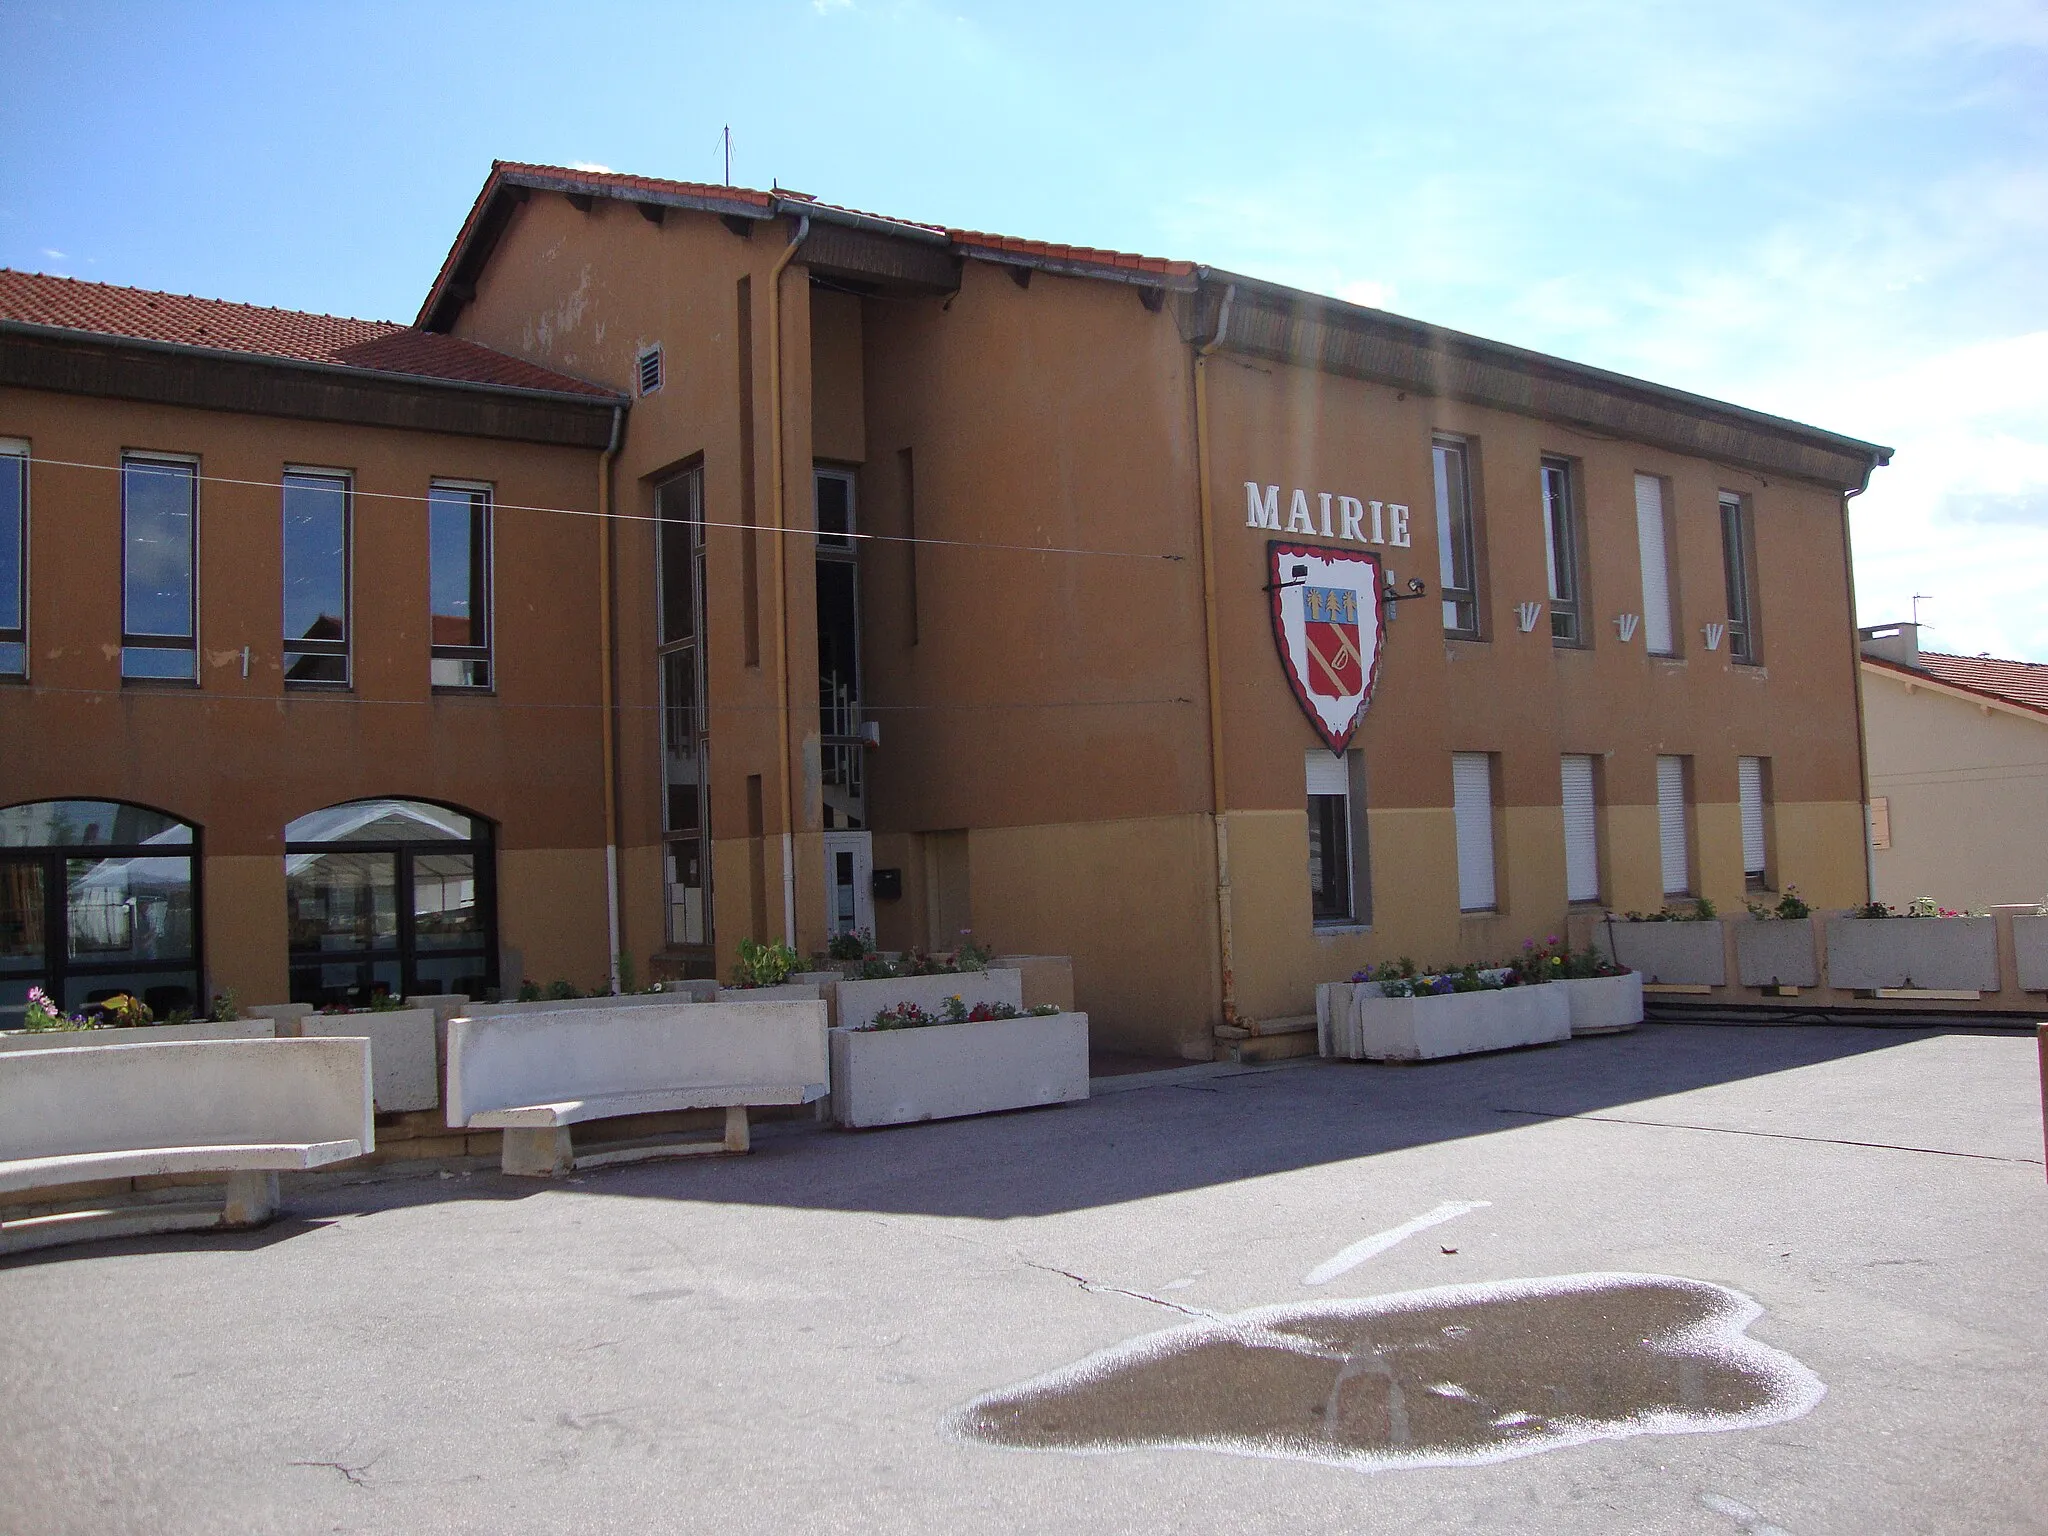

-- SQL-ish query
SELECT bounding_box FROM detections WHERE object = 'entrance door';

[822,830,874,942]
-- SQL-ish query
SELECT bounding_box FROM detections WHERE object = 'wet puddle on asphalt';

[949,1273,1822,1471]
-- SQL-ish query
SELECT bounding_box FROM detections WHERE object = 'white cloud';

[40,247,65,260]
[1336,279,1396,311]
[568,162,612,174]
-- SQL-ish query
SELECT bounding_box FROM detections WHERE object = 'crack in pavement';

[1495,1108,2042,1165]
[1019,1258,1224,1321]
[290,1458,377,1487]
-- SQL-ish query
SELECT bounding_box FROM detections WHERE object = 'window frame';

[0,438,26,678]
[1561,752,1602,905]
[1633,472,1679,657]
[1307,750,1371,929]
[281,466,354,690]
[428,479,494,691]
[1656,754,1694,898]
[655,464,714,968]
[1433,435,1482,640]
[120,452,200,684]
[1540,457,1586,647]
[1451,751,1500,913]
[1720,492,1761,664]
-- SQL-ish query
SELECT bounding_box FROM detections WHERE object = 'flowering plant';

[1746,886,1812,921]
[1614,897,1717,922]
[21,986,92,1032]
[731,938,800,988]
[856,995,1060,1031]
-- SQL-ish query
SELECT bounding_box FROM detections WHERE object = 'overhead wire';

[16,454,1185,564]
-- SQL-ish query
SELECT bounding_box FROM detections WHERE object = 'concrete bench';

[446,1001,829,1176]
[0,1037,374,1255]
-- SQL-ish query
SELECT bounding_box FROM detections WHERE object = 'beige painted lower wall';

[497,846,611,995]
[966,814,1218,1060]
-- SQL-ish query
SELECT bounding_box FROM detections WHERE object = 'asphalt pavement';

[2,1022,2043,1535]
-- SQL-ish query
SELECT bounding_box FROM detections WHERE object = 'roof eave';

[1861,655,2048,722]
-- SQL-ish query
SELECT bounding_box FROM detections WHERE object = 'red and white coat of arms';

[1267,541,1386,754]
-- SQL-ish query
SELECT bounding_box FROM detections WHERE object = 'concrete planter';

[832,968,1023,1032]
[1560,972,1643,1034]
[468,988,717,1017]
[716,982,825,1003]
[293,1007,438,1114]
[1324,983,1571,1062]
[1824,916,1999,992]
[1734,920,1820,989]
[2013,916,2048,993]
[0,1017,275,1052]
[829,1011,1089,1129]
[1595,921,1727,986]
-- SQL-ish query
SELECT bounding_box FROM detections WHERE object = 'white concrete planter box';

[829,1010,1088,1129]
[717,982,825,1003]
[1734,921,1820,989]
[1324,984,1570,1062]
[1825,916,1999,992]
[468,990,715,1018]
[1560,972,1643,1034]
[1596,922,1727,986]
[0,1017,275,1053]
[295,1008,439,1114]
[2013,916,2048,993]
[832,968,1023,1032]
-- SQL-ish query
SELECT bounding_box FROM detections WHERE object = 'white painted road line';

[1303,1201,1492,1285]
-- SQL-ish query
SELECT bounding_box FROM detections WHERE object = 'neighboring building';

[1859,623,2048,910]
[0,163,1894,1056]
[0,270,624,1019]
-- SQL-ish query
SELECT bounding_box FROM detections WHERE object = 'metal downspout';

[1195,284,1239,1037]
[598,403,626,993]
[767,213,811,949]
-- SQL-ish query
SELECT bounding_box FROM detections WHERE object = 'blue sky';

[6,0,2045,659]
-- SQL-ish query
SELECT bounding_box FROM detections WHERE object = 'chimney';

[1857,622,1921,670]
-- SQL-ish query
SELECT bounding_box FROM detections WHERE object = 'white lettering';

[1245,483,1280,529]
[1369,500,1385,544]
[1318,492,1334,538]
[1339,495,1366,542]
[1388,503,1411,547]
[1286,488,1317,535]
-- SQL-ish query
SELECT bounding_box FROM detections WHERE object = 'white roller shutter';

[1562,754,1599,902]
[1739,756,1767,877]
[1657,755,1689,895]
[1305,750,1348,797]
[1452,753,1497,911]
[1635,474,1674,655]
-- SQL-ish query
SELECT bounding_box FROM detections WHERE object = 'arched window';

[0,800,200,1024]
[285,799,496,1006]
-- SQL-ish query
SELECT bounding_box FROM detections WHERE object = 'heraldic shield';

[1267,540,1387,753]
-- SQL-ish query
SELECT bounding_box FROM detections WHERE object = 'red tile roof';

[0,268,618,399]
[422,162,1192,326]
[1914,651,2048,714]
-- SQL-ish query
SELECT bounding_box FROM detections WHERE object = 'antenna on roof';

[1911,592,1932,628]
[723,125,732,187]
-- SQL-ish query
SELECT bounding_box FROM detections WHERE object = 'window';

[657,468,712,965]
[0,441,24,676]
[285,799,495,1006]
[1739,756,1770,890]
[1657,754,1692,896]
[816,467,864,830]
[122,456,197,681]
[637,344,664,396]
[429,481,491,688]
[1540,458,1584,646]
[1308,751,1370,926]
[1452,752,1497,912]
[1633,474,1676,656]
[1433,437,1480,638]
[1720,493,1759,663]
[1562,754,1600,903]
[0,800,200,1023]
[283,470,350,686]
